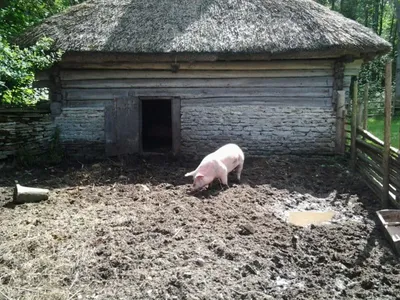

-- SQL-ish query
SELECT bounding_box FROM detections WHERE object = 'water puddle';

[288,211,335,227]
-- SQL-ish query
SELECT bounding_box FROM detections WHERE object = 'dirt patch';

[0,155,399,300]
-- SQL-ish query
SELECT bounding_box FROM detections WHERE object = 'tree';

[0,36,63,107]
[0,0,86,41]
[396,0,400,107]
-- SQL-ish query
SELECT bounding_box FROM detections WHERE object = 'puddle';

[288,211,335,227]
[271,190,364,225]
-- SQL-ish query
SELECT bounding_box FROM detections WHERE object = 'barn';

[16,0,391,158]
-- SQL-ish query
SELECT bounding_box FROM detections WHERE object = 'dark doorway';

[141,99,173,153]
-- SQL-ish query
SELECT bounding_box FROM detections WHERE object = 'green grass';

[367,115,400,148]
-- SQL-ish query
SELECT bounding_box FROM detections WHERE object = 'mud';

[0,155,399,300]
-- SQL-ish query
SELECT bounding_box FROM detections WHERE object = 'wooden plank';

[66,97,331,108]
[59,60,335,71]
[104,101,117,156]
[357,128,400,155]
[350,77,358,171]
[181,98,331,107]
[63,87,332,101]
[383,61,393,208]
[105,97,140,156]
[357,150,384,178]
[335,90,346,154]
[61,77,334,89]
[171,98,181,156]
[66,100,112,107]
[356,138,383,157]
[363,83,369,129]
[60,69,334,80]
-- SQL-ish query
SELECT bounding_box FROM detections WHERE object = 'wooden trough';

[376,209,400,255]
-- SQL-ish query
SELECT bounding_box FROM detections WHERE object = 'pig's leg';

[220,168,229,187]
[236,162,244,181]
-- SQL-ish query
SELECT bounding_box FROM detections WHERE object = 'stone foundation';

[0,111,55,160]
[180,104,336,156]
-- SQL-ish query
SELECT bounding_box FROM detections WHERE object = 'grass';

[367,115,400,148]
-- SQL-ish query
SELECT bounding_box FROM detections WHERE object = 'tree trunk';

[331,0,336,10]
[378,0,386,36]
[373,0,380,32]
[396,0,400,112]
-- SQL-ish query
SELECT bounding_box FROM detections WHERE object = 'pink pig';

[185,143,245,191]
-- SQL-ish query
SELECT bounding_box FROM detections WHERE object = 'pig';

[184,143,245,191]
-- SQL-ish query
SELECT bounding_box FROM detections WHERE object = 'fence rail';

[347,60,399,208]
[355,128,399,208]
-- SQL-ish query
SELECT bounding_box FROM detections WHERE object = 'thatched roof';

[15,0,391,59]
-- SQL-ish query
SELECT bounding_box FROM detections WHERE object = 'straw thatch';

[15,0,391,58]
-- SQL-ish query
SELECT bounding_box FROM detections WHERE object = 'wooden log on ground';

[382,61,392,208]
[13,184,50,204]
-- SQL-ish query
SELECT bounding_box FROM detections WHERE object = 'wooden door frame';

[138,96,181,155]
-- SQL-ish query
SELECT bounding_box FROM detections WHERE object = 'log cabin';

[15,0,391,158]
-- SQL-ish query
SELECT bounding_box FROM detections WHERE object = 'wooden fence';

[346,61,399,208]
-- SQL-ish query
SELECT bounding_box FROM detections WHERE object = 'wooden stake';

[351,77,358,171]
[398,126,400,150]
[382,61,392,208]
[363,83,369,129]
[335,90,346,154]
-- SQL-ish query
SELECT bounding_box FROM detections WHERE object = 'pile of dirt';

[0,155,399,300]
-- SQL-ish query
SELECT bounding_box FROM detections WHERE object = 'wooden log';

[357,128,400,155]
[63,87,333,101]
[13,184,49,204]
[61,77,334,88]
[357,101,363,128]
[59,60,335,71]
[357,163,383,196]
[350,77,358,171]
[363,83,369,130]
[383,61,393,208]
[336,90,346,154]
[356,138,384,156]
[60,69,334,80]
[357,150,384,178]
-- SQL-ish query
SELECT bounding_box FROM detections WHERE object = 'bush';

[0,36,63,107]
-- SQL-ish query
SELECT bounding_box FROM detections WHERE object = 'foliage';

[0,0,84,107]
[367,115,400,147]
[0,0,85,41]
[0,36,63,107]
[316,0,398,115]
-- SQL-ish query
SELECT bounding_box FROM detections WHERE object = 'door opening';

[141,99,173,153]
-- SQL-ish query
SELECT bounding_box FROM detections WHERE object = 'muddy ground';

[0,155,399,300]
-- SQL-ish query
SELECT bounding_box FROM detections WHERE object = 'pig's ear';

[195,173,204,179]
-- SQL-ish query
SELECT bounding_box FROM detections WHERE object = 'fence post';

[351,77,358,171]
[382,60,392,208]
[336,90,346,154]
[363,83,369,130]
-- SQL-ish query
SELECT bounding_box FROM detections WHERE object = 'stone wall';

[0,111,55,160]
[180,103,336,156]
[54,107,105,158]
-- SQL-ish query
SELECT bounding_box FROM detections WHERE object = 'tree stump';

[13,184,49,204]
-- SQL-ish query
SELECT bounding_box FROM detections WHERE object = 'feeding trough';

[376,209,400,256]
[13,184,50,204]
